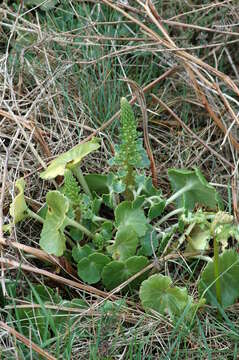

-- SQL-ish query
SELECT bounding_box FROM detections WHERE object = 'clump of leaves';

[7,97,239,321]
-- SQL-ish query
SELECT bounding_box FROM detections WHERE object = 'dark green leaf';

[139,274,201,319]
[138,230,158,256]
[107,226,138,260]
[77,253,111,284]
[102,256,148,290]
[85,174,109,194]
[168,168,223,211]
[115,201,148,236]
[198,249,239,307]
[148,200,166,220]
[72,244,93,263]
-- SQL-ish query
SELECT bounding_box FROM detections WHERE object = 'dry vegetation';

[0,0,239,359]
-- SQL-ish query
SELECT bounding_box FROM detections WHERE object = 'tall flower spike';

[109,97,150,200]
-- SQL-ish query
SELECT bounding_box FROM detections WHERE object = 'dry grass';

[0,0,239,358]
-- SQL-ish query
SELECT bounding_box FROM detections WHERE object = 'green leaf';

[39,191,69,256]
[37,203,48,219]
[107,226,138,260]
[72,244,93,263]
[102,256,148,290]
[138,230,158,256]
[85,174,109,194]
[115,201,148,236]
[186,224,210,252]
[148,200,165,220]
[69,227,83,242]
[198,249,239,307]
[132,195,146,209]
[168,168,222,211]
[40,138,100,179]
[77,253,111,284]
[10,178,28,223]
[140,274,195,318]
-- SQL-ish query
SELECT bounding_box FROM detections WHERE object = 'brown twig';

[0,109,51,158]
[0,256,120,301]
[0,129,20,297]
[151,94,234,169]
[186,66,239,152]
[101,0,239,98]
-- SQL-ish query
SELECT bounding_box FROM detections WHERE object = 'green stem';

[66,217,94,239]
[92,215,108,223]
[27,209,44,224]
[156,207,184,227]
[165,182,194,207]
[213,236,222,306]
[72,165,92,198]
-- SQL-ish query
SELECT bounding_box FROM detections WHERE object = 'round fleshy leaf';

[115,201,148,236]
[168,168,223,211]
[107,226,138,261]
[139,274,192,318]
[77,253,111,284]
[72,244,93,263]
[40,138,100,179]
[102,256,148,290]
[39,191,69,256]
[198,249,239,307]
[10,178,28,223]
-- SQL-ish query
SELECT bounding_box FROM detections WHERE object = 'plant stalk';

[66,217,94,239]
[213,237,222,306]
[72,166,92,198]
[165,182,194,206]
[27,209,44,224]
[156,207,184,227]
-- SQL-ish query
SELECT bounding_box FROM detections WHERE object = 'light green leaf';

[198,249,239,307]
[10,178,28,223]
[39,191,69,256]
[107,226,138,261]
[139,274,196,318]
[77,253,111,284]
[168,168,222,211]
[115,201,148,236]
[102,256,148,290]
[186,224,210,252]
[40,138,100,179]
